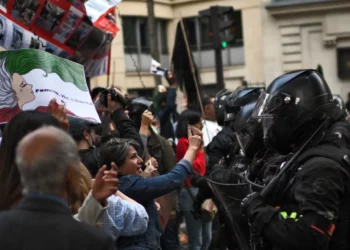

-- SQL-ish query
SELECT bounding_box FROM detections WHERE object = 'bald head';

[16,126,80,197]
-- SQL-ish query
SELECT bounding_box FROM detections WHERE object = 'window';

[122,16,169,72]
[337,48,350,80]
[182,10,245,68]
[123,17,137,53]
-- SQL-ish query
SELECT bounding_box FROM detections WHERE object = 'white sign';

[150,58,166,76]
[0,49,101,124]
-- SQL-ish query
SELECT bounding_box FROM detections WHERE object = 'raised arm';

[120,127,202,202]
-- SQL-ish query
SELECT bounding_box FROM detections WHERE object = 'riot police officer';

[206,88,264,174]
[241,70,350,250]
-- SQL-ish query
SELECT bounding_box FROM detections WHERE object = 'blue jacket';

[117,159,193,250]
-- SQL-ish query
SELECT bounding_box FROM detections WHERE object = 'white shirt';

[202,120,222,147]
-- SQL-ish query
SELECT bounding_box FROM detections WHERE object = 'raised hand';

[188,126,202,151]
[92,163,118,205]
[48,98,69,131]
[141,110,154,128]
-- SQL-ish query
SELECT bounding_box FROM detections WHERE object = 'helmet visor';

[252,91,277,139]
[252,91,274,119]
[235,131,252,155]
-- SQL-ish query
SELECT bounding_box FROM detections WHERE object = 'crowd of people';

[1,69,350,250]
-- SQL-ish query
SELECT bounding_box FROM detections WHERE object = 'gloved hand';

[240,192,266,221]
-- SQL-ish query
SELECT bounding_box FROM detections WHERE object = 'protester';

[0,126,115,250]
[201,95,222,147]
[128,100,179,250]
[176,110,212,250]
[106,88,145,158]
[69,116,101,177]
[157,71,178,149]
[0,108,139,234]
[77,163,149,239]
[0,110,62,210]
[100,127,202,250]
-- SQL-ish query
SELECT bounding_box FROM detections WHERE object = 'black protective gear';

[253,70,340,154]
[225,87,264,122]
[235,102,265,158]
[206,126,237,175]
[251,126,350,250]
[240,192,267,221]
[214,89,231,126]
[207,87,264,174]
[333,94,349,118]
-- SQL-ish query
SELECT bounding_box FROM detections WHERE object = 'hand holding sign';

[48,98,69,132]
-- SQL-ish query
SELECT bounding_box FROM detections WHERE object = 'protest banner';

[0,0,121,77]
[0,49,101,124]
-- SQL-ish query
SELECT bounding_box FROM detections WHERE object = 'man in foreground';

[0,126,115,250]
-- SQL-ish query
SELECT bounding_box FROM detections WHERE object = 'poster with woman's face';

[0,49,100,124]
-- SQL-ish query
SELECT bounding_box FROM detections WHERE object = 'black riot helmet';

[214,89,231,126]
[225,87,265,122]
[235,102,265,158]
[252,70,340,154]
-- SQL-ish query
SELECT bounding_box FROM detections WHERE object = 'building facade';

[91,0,350,100]
[263,0,350,101]
[90,0,265,97]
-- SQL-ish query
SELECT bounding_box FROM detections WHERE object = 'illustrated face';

[12,73,35,108]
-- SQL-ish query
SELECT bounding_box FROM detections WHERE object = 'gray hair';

[15,126,80,196]
[0,58,17,109]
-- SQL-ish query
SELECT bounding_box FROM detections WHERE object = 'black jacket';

[0,197,115,250]
[147,129,176,175]
[111,108,145,158]
[255,142,350,250]
[206,126,236,175]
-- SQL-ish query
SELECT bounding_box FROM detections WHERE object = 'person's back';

[0,198,113,250]
[0,126,114,250]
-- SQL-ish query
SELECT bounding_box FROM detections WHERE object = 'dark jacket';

[158,88,177,142]
[0,196,115,250]
[206,126,236,175]
[254,142,350,250]
[111,108,145,158]
[147,129,176,175]
[117,159,193,250]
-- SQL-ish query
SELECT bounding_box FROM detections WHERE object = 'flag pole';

[179,14,205,117]
[179,14,211,145]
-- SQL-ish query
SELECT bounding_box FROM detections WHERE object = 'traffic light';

[199,6,236,50]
